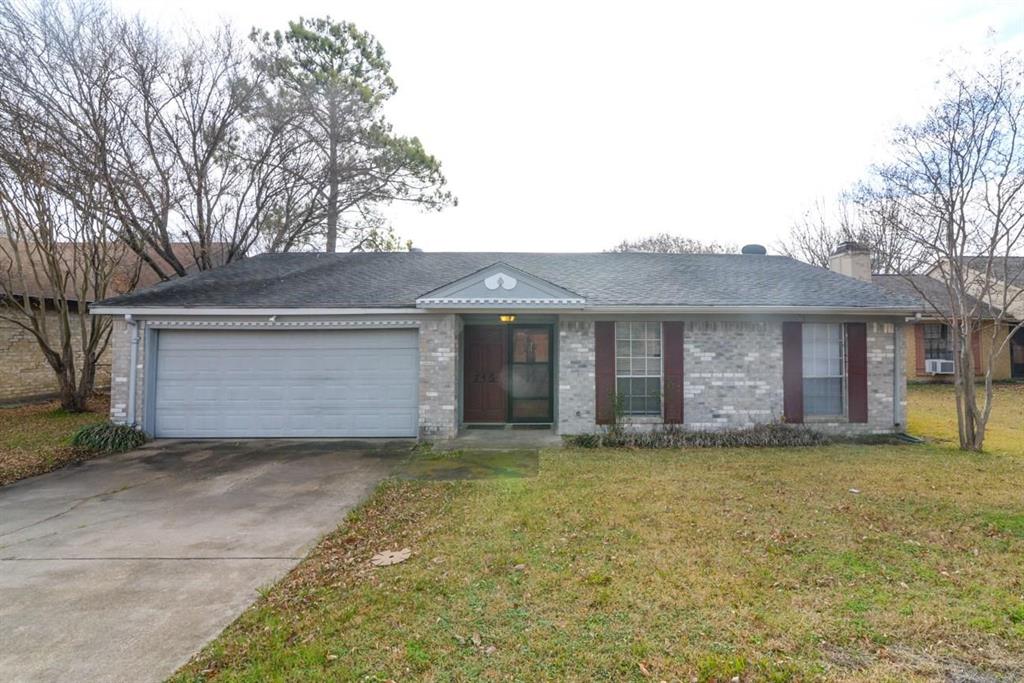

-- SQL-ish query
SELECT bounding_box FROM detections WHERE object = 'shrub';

[562,422,831,449]
[71,422,148,453]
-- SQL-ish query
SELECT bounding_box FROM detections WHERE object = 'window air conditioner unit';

[925,359,955,375]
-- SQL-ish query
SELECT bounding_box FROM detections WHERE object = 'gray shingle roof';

[94,252,921,310]
[872,274,1005,318]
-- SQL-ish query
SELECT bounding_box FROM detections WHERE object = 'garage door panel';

[153,329,419,438]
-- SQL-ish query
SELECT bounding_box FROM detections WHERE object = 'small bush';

[71,422,148,453]
[562,422,831,449]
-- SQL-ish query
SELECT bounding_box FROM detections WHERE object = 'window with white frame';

[615,322,662,416]
[802,323,846,417]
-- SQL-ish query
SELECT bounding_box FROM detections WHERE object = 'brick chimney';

[829,241,872,282]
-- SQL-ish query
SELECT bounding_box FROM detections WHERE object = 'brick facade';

[683,320,785,428]
[418,314,460,439]
[108,317,143,425]
[0,311,111,404]
[104,313,904,439]
[557,318,596,434]
[554,317,905,436]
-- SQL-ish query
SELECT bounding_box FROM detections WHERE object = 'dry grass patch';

[907,382,1023,454]
[0,396,109,485]
[175,444,1024,682]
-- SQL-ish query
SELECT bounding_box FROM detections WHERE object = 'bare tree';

[99,21,283,276]
[609,233,736,254]
[0,0,126,410]
[872,56,1024,451]
[777,198,855,267]
[778,194,926,273]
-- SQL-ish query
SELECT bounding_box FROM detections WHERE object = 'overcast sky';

[112,0,1024,253]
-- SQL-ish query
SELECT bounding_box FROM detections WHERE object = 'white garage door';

[153,329,419,438]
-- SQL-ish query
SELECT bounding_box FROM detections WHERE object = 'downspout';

[893,322,902,429]
[126,314,139,427]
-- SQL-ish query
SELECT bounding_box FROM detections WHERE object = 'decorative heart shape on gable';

[483,273,518,291]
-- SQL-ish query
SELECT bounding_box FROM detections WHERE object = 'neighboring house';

[93,246,920,439]
[956,256,1024,379]
[0,241,221,403]
[948,256,1024,321]
[871,274,1020,381]
[863,249,1024,382]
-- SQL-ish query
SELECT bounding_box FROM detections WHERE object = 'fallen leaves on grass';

[370,547,411,566]
[0,397,109,486]
[0,446,95,486]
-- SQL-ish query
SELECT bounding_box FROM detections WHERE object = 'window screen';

[922,324,953,361]
[802,323,845,417]
[615,322,662,416]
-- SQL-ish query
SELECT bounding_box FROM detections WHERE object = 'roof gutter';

[89,306,423,316]
[575,305,917,316]
[90,304,917,317]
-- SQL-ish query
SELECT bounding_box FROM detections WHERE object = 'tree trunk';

[325,98,339,253]
[956,321,983,452]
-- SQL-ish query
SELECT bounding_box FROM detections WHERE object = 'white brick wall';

[556,317,905,436]
[108,317,144,425]
[557,318,596,434]
[418,315,460,439]
[684,320,785,428]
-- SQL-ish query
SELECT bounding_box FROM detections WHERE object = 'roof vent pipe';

[741,244,767,255]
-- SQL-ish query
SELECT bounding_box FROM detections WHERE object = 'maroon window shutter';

[782,322,803,424]
[662,322,684,424]
[595,321,616,425]
[914,325,926,376]
[847,323,868,423]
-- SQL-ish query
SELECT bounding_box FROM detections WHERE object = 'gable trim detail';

[416,261,586,308]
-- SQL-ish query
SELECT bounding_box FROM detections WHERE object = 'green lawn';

[174,384,1024,682]
[0,397,108,485]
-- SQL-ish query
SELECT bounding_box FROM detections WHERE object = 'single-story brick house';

[92,246,920,439]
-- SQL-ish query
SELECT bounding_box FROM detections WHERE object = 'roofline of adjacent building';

[89,304,918,317]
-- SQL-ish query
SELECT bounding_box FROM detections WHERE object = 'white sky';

[112,0,1024,253]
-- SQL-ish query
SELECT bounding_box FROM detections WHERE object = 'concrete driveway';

[0,439,404,683]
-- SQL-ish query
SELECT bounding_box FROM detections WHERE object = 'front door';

[463,324,553,423]
[464,325,508,422]
[1012,327,1024,379]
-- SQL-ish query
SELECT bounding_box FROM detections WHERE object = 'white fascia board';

[420,304,917,316]
[579,305,918,316]
[90,304,917,317]
[417,299,586,307]
[88,306,422,316]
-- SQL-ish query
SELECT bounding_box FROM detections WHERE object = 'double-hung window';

[615,322,662,416]
[922,323,953,361]
[802,323,845,417]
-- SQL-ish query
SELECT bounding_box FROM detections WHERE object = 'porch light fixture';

[499,314,517,323]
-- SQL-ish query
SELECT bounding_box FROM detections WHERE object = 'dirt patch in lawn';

[399,448,540,480]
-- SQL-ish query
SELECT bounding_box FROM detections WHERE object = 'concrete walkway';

[0,439,405,683]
